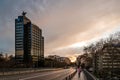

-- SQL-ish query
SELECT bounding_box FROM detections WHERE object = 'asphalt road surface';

[0,68,75,80]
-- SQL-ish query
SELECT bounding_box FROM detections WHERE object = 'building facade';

[94,43,120,78]
[15,12,44,67]
[48,55,71,65]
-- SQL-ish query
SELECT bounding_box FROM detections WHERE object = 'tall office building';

[15,12,44,67]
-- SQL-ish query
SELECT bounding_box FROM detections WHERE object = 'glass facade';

[15,13,44,67]
[15,16,24,61]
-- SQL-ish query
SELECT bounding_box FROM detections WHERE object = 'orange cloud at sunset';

[31,0,120,57]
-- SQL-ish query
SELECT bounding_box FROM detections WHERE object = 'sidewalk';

[72,71,87,80]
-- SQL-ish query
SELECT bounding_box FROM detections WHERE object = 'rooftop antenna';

[22,11,27,16]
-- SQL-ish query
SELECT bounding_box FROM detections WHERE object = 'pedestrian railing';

[84,69,98,80]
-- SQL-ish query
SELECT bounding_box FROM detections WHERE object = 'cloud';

[0,0,120,57]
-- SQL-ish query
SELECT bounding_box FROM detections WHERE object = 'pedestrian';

[77,66,81,78]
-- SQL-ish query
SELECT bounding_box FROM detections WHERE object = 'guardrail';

[63,70,77,80]
[84,69,97,80]
[0,68,62,76]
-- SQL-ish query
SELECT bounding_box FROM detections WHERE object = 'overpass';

[0,68,98,80]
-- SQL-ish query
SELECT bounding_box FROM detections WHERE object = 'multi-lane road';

[0,68,75,80]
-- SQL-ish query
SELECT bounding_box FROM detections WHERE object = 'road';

[0,68,75,80]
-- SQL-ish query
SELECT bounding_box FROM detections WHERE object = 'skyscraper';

[15,12,44,67]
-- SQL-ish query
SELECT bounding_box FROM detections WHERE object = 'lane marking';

[19,69,74,80]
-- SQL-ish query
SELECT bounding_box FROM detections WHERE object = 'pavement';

[72,71,87,80]
[0,68,75,80]
[72,69,96,80]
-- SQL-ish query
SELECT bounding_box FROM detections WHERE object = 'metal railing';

[84,69,98,80]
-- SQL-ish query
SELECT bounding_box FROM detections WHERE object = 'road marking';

[19,69,73,80]
[19,71,60,80]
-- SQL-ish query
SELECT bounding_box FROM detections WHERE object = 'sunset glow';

[69,56,76,62]
[0,0,120,57]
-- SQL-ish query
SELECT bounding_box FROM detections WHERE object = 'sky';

[0,0,120,62]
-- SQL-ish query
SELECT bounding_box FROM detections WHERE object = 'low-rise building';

[47,55,71,65]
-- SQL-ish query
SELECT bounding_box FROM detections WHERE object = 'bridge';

[0,68,97,80]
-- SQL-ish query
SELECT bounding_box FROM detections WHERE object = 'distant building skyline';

[15,12,44,67]
[47,55,71,65]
